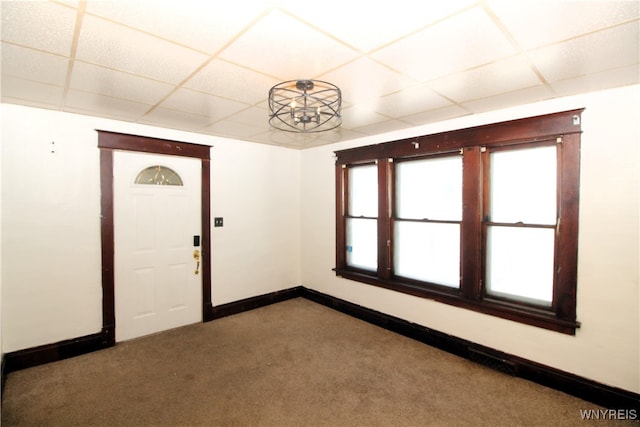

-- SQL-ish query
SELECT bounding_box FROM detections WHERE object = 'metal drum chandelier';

[268,79,342,133]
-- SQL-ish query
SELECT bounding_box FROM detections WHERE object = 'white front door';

[114,151,202,342]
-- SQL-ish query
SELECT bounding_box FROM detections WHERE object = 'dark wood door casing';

[97,130,213,344]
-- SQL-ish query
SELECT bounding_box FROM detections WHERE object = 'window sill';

[334,268,580,335]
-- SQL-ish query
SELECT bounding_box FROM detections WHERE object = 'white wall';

[301,85,640,394]
[0,105,301,352]
[210,134,302,304]
[0,105,3,360]
[2,85,638,394]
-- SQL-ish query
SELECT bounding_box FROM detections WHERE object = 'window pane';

[394,221,460,288]
[490,146,556,224]
[135,165,183,186]
[486,226,554,306]
[396,156,462,220]
[348,164,377,217]
[346,218,377,271]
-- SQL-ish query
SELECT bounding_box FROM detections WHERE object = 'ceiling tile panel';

[341,105,392,129]
[201,120,265,140]
[431,55,542,103]
[400,104,470,126]
[375,83,453,118]
[461,85,554,114]
[54,1,80,7]
[76,15,208,84]
[310,127,365,145]
[529,22,640,83]
[185,59,279,105]
[1,43,69,86]
[0,1,76,55]
[159,88,249,122]
[353,119,412,136]
[550,64,640,97]
[218,9,359,79]
[139,107,214,131]
[64,90,151,119]
[372,6,516,82]
[319,57,416,107]
[70,61,174,105]
[253,128,321,149]
[84,0,267,54]
[225,106,270,127]
[488,0,640,49]
[1,76,64,108]
[277,0,477,52]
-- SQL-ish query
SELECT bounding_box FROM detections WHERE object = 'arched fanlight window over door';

[134,165,183,186]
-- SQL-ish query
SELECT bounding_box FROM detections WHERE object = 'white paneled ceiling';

[1,0,639,149]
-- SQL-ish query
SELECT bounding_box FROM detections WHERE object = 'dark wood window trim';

[97,130,213,344]
[334,110,583,335]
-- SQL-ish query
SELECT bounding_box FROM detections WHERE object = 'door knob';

[193,249,200,275]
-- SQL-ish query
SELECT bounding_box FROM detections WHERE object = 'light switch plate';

[214,217,223,227]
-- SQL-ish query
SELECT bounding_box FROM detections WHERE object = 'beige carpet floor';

[1,298,632,426]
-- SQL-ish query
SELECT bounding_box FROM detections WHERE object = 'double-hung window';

[394,155,462,288]
[335,110,583,334]
[485,144,557,306]
[346,163,378,271]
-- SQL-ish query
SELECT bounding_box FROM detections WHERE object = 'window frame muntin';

[334,109,583,335]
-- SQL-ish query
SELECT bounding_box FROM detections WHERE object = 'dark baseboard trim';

[300,288,640,411]
[2,288,305,385]
[2,328,114,380]
[204,286,304,321]
[1,354,6,394]
[3,286,637,412]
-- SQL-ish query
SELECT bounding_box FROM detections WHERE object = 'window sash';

[346,217,377,271]
[394,220,460,288]
[393,154,462,288]
[395,156,462,221]
[348,164,378,217]
[489,145,557,225]
[485,225,555,306]
[483,143,558,307]
[343,163,379,272]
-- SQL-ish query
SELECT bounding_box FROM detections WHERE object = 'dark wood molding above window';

[334,110,584,335]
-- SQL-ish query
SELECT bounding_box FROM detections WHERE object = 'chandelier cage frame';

[268,80,342,133]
